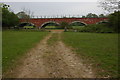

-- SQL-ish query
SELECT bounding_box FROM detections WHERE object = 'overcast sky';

[1,0,106,18]
[1,0,99,2]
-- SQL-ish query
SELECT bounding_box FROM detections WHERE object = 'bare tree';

[19,7,34,22]
[98,0,120,13]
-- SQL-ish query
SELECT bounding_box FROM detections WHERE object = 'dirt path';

[4,31,95,78]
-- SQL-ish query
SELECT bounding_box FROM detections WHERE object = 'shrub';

[108,11,120,33]
[78,24,114,33]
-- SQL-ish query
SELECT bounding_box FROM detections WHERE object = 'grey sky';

[4,2,105,18]
[1,0,98,2]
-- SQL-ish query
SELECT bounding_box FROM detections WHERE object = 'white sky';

[1,0,98,2]
[1,0,106,18]
[4,2,105,18]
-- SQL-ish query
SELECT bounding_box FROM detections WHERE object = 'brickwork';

[20,18,108,28]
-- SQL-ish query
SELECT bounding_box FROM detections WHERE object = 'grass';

[45,26,56,29]
[72,26,85,29]
[2,30,48,72]
[23,26,34,29]
[47,33,59,45]
[45,26,64,31]
[62,32,118,77]
[45,26,64,30]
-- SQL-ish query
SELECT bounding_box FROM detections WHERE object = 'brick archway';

[40,21,60,28]
[18,22,35,27]
[70,21,87,26]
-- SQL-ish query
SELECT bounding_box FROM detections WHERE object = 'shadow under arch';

[40,21,60,29]
[70,21,87,26]
[18,22,35,29]
[96,20,108,24]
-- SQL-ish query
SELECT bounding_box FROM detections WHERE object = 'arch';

[70,21,87,26]
[18,22,35,29]
[96,20,108,24]
[40,21,60,28]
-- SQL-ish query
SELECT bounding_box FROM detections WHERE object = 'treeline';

[82,13,106,18]
[62,13,106,18]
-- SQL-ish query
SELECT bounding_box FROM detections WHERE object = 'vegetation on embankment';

[62,32,118,78]
[2,31,48,72]
[76,24,114,33]
[68,11,120,33]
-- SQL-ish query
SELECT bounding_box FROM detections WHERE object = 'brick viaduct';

[20,18,108,28]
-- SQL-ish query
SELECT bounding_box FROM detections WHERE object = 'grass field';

[45,26,57,29]
[72,26,85,29]
[23,26,34,29]
[2,31,48,72]
[45,26,85,29]
[47,33,59,45]
[62,32,118,77]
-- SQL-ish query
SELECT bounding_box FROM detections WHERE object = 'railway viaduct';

[19,18,108,28]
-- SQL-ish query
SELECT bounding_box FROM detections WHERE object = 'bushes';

[108,11,120,33]
[72,11,120,33]
[78,24,114,33]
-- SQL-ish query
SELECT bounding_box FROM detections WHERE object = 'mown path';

[4,31,95,78]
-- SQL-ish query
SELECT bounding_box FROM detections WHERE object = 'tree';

[0,4,2,30]
[60,22,71,32]
[82,16,86,18]
[1,3,19,28]
[16,11,30,19]
[0,3,9,9]
[98,0,120,13]
[86,13,98,18]
[108,11,120,32]
[99,14,106,18]
[17,8,34,22]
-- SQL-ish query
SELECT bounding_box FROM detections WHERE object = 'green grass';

[23,26,34,29]
[62,32,118,77]
[72,26,85,29]
[47,33,59,45]
[45,26,56,28]
[45,26,63,30]
[2,31,48,72]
